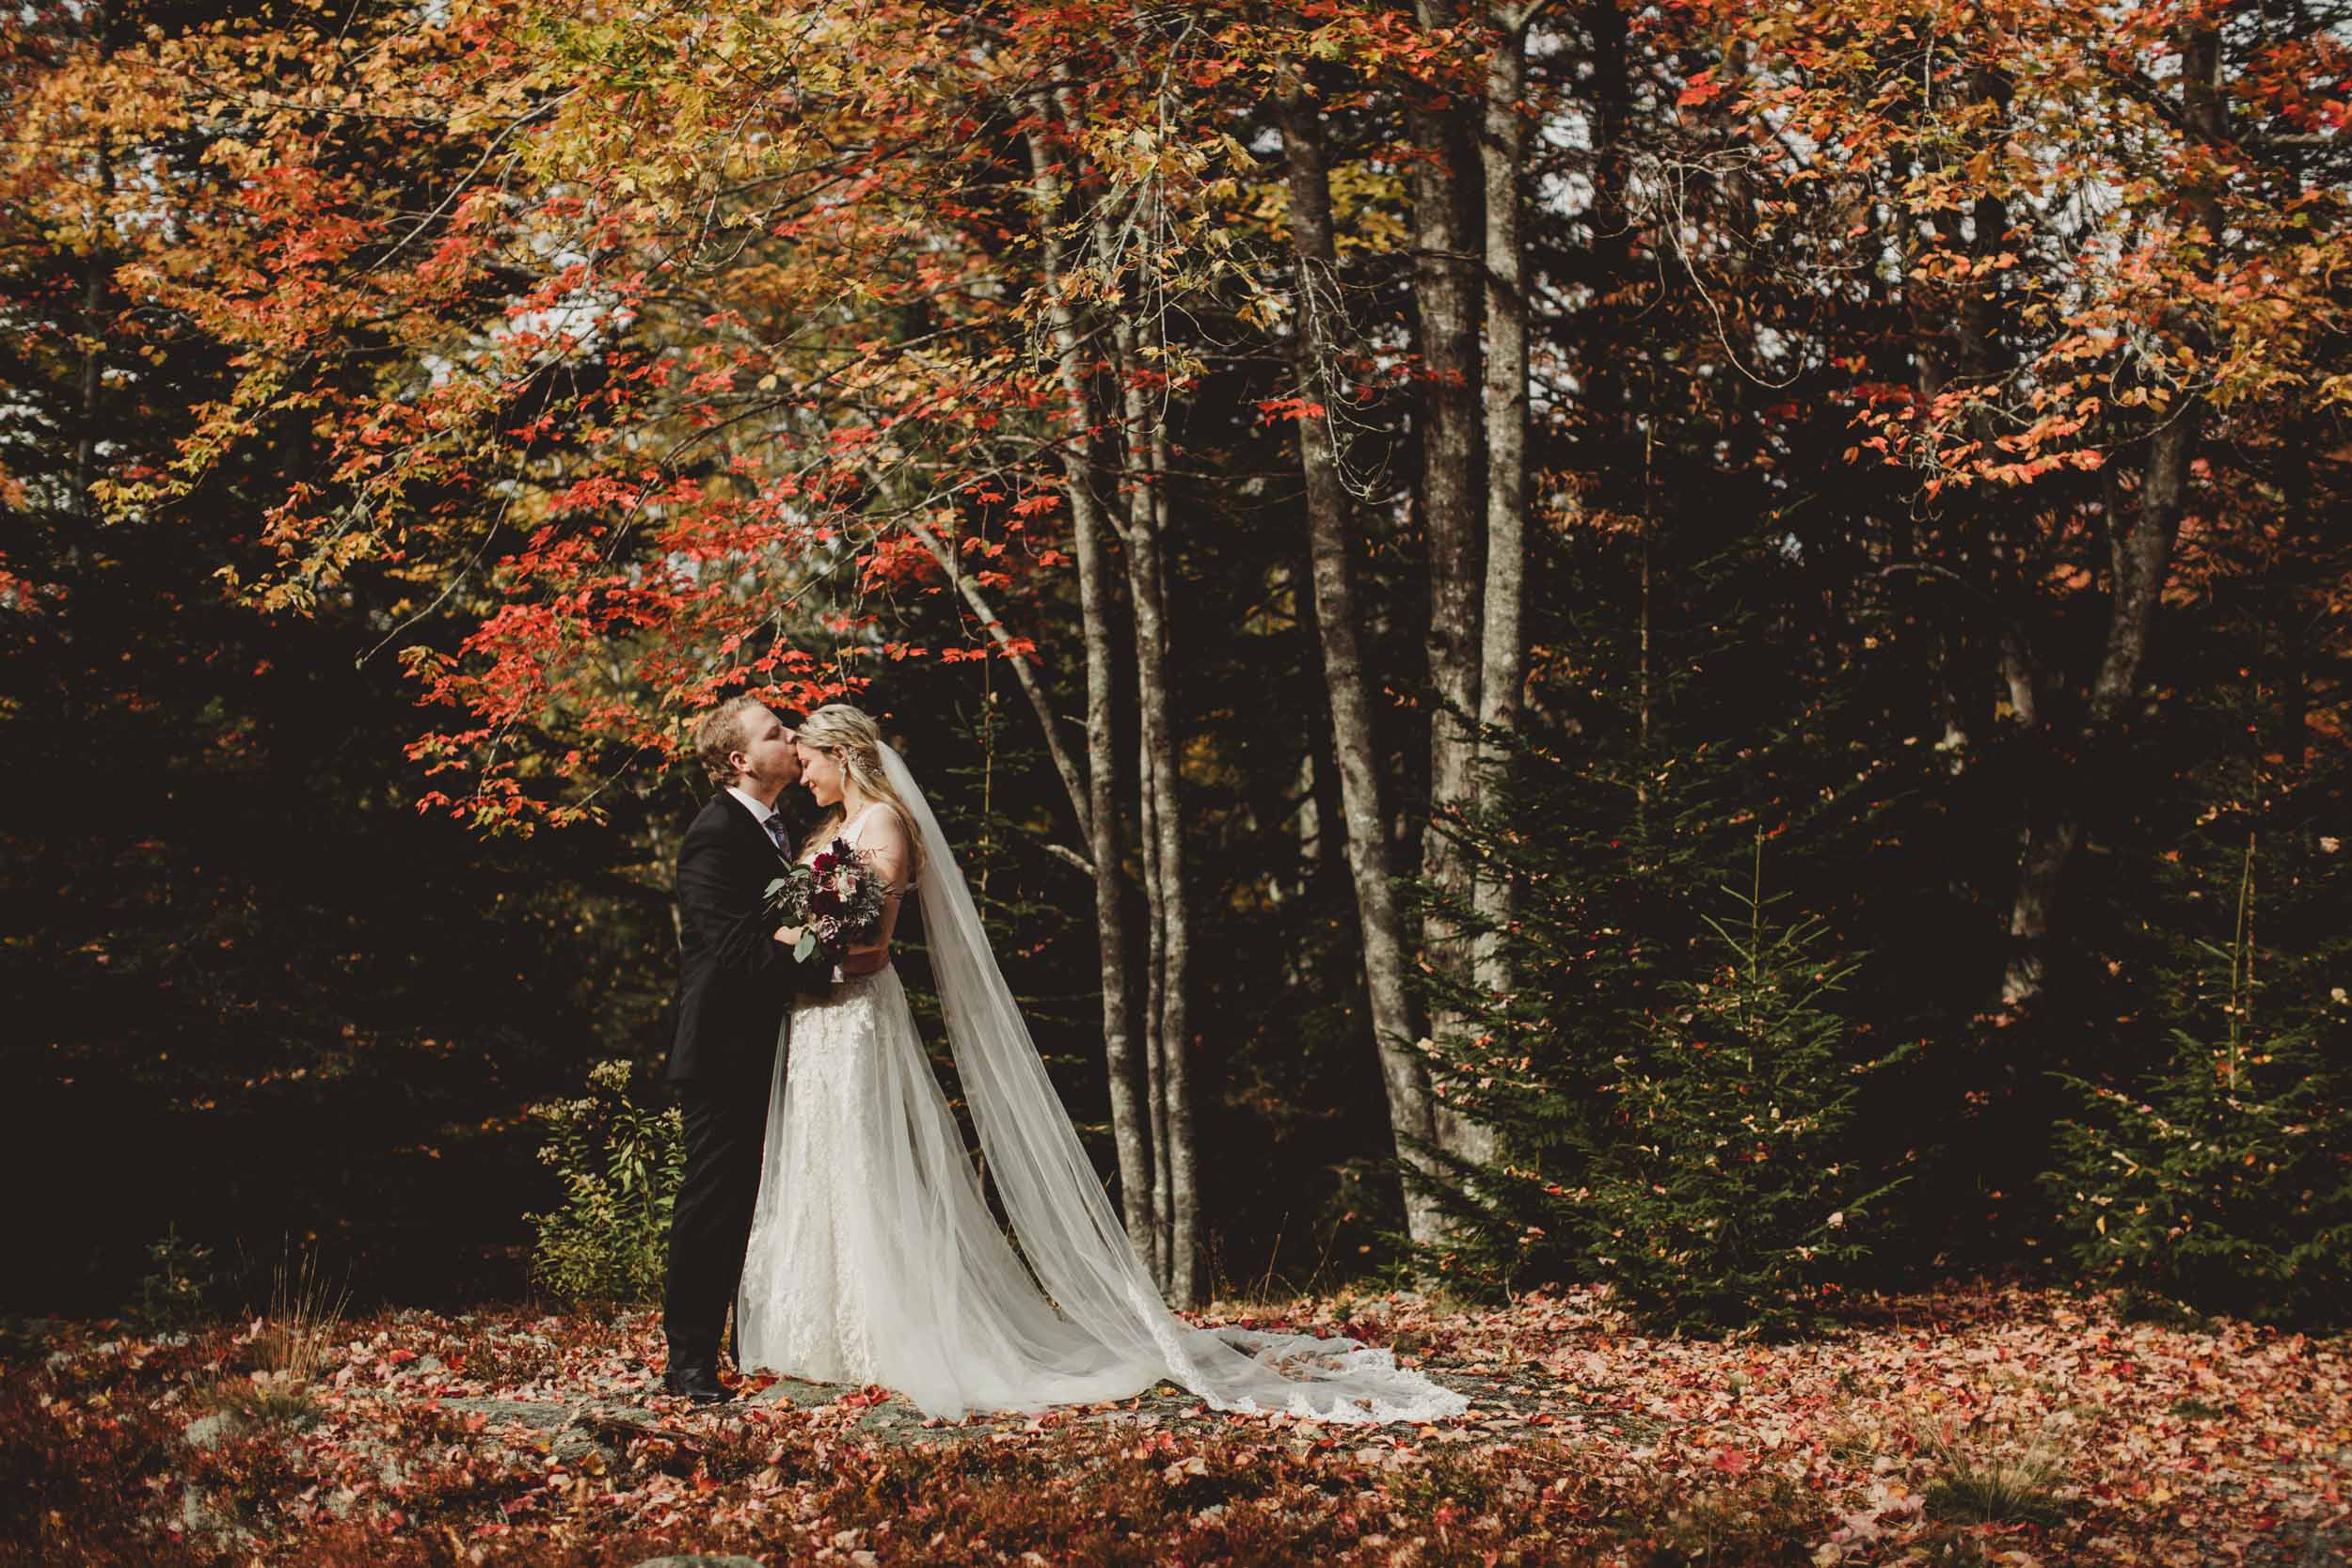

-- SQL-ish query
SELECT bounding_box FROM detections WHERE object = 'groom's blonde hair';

[691,694,775,786]
[794,703,926,881]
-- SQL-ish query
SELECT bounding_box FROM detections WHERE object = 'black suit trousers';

[660,1075,771,1370]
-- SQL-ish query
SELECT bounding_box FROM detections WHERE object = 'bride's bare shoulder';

[847,800,911,877]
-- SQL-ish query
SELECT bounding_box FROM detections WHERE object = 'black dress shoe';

[660,1365,735,1404]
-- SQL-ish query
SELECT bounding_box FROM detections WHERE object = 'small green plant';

[2046,836,2352,1323]
[1574,835,1910,1337]
[525,1057,686,1304]
[132,1225,216,1330]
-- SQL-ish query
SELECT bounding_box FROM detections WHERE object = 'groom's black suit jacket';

[664,789,833,1085]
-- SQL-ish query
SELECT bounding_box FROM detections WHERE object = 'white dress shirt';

[726,785,790,853]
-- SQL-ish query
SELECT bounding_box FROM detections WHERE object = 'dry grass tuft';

[1920,1429,2069,1529]
[251,1244,350,1382]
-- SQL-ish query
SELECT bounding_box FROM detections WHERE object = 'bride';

[733,703,1465,1424]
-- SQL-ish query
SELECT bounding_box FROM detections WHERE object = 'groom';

[659,696,840,1403]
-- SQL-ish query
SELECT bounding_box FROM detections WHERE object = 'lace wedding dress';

[734,751,1466,1424]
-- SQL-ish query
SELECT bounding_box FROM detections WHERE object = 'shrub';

[131,1225,217,1331]
[1405,677,1918,1328]
[1400,719,1755,1297]
[194,1370,323,1428]
[2046,838,2352,1324]
[524,1058,685,1305]
[1569,840,1911,1337]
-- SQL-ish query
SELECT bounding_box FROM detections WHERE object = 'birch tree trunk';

[1022,115,1158,1278]
[1144,417,1199,1307]
[1281,87,1447,1246]
[1059,67,1200,1303]
[1139,735,1173,1285]
[1470,3,1534,1010]
[1108,283,1196,1306]
[1412,0,1492,1169]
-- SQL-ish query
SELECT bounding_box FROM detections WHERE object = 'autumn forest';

[8,0,2352,1342]
[11,1,2352,1561]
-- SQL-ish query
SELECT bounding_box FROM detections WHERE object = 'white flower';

[1826,1211,1847,1229]
[2323,836,2342,854]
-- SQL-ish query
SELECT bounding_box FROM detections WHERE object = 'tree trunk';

[2000,392,2201,1009]
[1998,22,2218,1011]
[1411,0,1492,1168]
[1587,0,1644,841]
[1634,436,1653,840]
[1110,309,1196,1304]
[1139,732,1173,1288]
[1022,114,1158,1279]
[1471,4,1533,1010]
[1583,0,1634,409]
[1062,74,1201,1302]
[1281,87,1447,1245]
[1145,416,1200,1307]
[645,808,685,950]
[1912,67,2014,783]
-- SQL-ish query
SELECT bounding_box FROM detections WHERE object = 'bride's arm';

[839,809,911,974]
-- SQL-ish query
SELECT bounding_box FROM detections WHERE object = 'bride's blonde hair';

[794,703,926,882]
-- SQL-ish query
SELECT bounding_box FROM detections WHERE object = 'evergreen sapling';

[1578,836,1910,1337]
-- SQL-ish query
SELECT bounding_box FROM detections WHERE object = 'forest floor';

[5,1283,2345,1568]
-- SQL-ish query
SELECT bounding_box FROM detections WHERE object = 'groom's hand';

[777,929,835,997]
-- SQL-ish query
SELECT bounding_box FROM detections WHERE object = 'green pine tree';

[1400,718,1733,1298]
[2047,835,2352,1324]
[1572,834,1910,1337]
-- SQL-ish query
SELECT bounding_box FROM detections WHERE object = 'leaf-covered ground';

[6,1285,2345,1567]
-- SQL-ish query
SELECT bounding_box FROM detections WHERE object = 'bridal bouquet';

[765,838,890,965]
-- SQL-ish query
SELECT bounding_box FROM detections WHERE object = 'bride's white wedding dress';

[734,748,1465,1424]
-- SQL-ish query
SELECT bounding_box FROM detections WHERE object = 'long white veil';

[877,742,1466,1423]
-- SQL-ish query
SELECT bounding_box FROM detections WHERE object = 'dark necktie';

[761,815,791,855]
